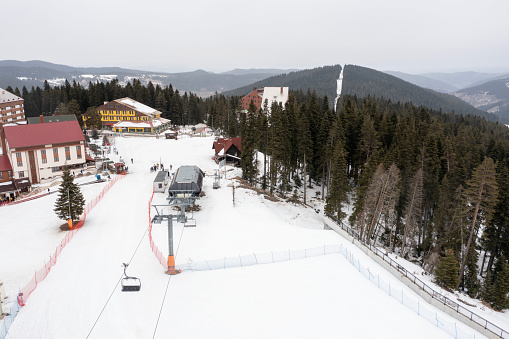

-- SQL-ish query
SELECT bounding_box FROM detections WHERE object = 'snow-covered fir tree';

[54,166,85,222]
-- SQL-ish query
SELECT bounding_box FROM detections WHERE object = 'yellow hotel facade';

[91,98,162,129]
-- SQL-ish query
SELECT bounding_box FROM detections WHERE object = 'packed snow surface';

[0,135,492,338]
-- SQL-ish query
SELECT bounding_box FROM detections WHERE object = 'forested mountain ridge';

[225,64,496,121]
[342,65,497,121]
[0,60,291,97]
[454,77,509,123]
[384,71,457,93]
[222,65,342,105]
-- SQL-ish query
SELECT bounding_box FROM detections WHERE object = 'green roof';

[27,114,77,124]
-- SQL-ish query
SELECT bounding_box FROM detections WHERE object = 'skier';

[131,158,133,164]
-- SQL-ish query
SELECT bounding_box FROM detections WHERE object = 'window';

[66,155,71,160]
[53,148,58,154]
[8,171,11,179]
[42,158,47,164]
[52,166,62,173]
[19,171,24,178]
[41,149,46,155]
[76,146,81,151]
[16,152,21,157]
[65,147,70,152]
[17,161,22,167]
[0,172,3,180]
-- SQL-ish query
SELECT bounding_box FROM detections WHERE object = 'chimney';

[40,115,44,124]
[280,86,283,94]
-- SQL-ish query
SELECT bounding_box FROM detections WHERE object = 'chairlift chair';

[121,263,141,292]
[184,217,196,227]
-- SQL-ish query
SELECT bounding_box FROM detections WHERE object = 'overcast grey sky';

[2,0,509,74]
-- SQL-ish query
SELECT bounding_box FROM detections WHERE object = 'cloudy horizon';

[2,0,508,75]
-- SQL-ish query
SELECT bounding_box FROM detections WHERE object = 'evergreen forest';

[5,77,509,309]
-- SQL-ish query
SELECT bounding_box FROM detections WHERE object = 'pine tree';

[481,270,496,307]
[401,168,423,257]
[54,166,85,224]
[435,249,459,289]
[464,247,480,297]
[84,106,102,130]
[325,139,349,221]
[483,164,509,272]
[492,257,509,310]
[240,102,259,185]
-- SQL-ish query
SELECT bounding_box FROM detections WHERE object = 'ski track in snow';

[0,134,491,339]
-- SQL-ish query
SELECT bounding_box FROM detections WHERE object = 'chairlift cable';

[85,226,149,339]
[152,219,186,338]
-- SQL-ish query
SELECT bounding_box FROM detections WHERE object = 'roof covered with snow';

[4,120,85,149]
[0,88,23,103]
[116,98,160,117]
[261,87,289,109]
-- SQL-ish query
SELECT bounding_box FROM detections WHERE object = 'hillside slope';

[222,65,342,103]
[1,135,486,339]
[454,77,509,122]
[343,65,496,120]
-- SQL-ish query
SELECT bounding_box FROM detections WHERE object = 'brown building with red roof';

[2,120,86,184]
[0,88,25,124]
[212,137,242,166]
[239,88,264,111]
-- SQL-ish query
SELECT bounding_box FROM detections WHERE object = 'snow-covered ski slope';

[1,135,487,338]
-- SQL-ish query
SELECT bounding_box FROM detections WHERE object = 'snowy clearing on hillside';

[0,134,498,338]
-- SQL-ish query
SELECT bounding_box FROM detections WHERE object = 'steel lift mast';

[152,193,198,274]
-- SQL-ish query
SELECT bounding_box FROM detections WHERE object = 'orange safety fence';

[16,173,126,307]
[148,188,167,270]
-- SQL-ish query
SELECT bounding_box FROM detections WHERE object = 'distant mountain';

[384,71,457,93]
[223,65,342,105]
[419,71,507,91]
[220,68,299,76]
[343,65,496,120]
[0,60,289,97]
[454,77,509,122]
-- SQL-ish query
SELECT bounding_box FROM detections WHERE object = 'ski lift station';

[168,165,204,198]
[153,170,169,193]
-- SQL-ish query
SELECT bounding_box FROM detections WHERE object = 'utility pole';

[67,188,72,229]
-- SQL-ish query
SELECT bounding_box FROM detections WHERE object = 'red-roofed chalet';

[212,137,242,166]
